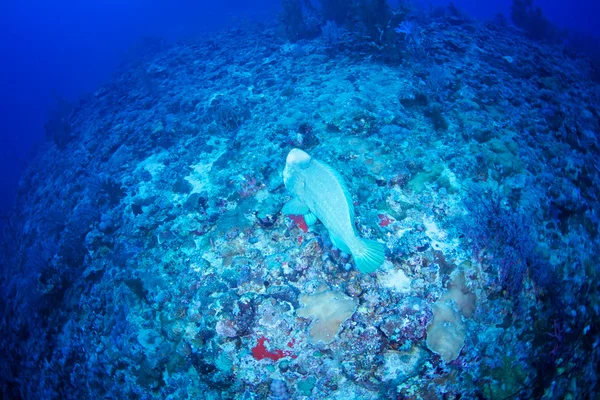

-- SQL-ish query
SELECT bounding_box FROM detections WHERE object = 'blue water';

[0,0,277,213]
[1,1,599,399]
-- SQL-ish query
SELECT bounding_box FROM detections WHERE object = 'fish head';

[283,148,312,198]
[286,148,312,168]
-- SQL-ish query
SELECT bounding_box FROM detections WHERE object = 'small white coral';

[379,264,412,294]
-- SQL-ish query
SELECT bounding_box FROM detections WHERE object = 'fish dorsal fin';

[282,198,310,215]
[316,160,355,217]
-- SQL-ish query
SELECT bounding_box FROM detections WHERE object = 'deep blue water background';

[0,0,598,213]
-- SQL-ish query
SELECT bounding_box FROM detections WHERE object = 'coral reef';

[1,2,599,399]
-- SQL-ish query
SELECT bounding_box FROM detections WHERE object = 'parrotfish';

[282,148,385,273]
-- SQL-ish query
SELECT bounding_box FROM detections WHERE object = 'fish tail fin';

[353,239,385,273]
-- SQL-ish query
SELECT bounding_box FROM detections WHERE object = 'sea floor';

[1,14,599,400]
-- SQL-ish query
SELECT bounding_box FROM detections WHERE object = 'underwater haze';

[1,0,599,399]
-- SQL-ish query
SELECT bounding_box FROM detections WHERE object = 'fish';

[282,148,385,273]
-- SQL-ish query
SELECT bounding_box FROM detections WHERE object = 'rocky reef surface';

[1,9,599,400]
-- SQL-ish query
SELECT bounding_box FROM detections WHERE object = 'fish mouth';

[286,148,312,168]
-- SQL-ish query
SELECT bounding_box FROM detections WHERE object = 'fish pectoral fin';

[329,232,351,254]
[282,198,310,215]
[304,213,318,226]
